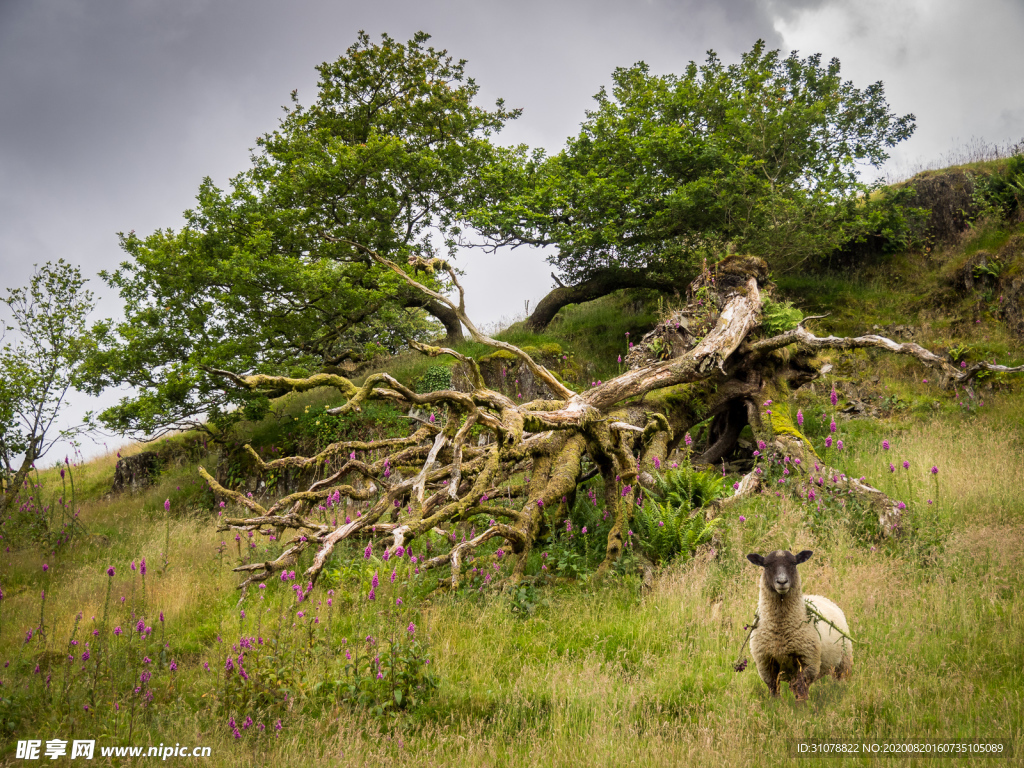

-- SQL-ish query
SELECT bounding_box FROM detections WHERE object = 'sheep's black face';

[747,550,812,597]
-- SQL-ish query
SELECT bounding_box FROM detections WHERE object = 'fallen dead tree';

[199,250,1024,591]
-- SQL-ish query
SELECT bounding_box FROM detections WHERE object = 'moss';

[479,349,519,363]
[539,342,564,356]
[769,402,819,459]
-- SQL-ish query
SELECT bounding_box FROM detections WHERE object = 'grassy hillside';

[2,168,1024,766]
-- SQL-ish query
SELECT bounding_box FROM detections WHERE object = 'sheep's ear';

[747,553,765,567]
[795,550,813,564]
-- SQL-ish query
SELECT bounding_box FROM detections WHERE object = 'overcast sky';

[2,0,1023,458]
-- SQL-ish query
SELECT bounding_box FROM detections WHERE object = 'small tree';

[0,260,95,515]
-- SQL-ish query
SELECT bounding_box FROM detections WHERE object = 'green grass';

[3,394,1024,766]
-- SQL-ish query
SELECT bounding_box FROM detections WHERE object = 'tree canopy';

[470,41,916,328]
[89,31,518,437]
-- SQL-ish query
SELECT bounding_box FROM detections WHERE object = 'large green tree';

[470,41,916,329]
[89,31,518,437]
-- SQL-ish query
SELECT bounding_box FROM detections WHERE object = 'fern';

[634,467,726,563]
[760,297,803,336]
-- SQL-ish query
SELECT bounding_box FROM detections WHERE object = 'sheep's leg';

[756,658,781,697]
[790,656,817,702]
[834,652,853,681]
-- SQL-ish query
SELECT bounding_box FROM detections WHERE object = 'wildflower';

[837,440,844,451]
[808,490,816,501]
[106,565,115,577]
[297,611,304,618]
[739,516,746,523]
[372,571,379,589]
[797,409,804,427]
[396,546,405,558]
[897,501,907,510]
[537,498,544,507]
[364,542,372,559]
[889,463,896,473]
[685,433,693,447]
[140,558,146,576]
[159,611,164,622]
[42,563,49,572]
[653,456,661,470]
[931,465,938,475]
[429,413,436,423]
[136,620,144,633]
[164,498,170,512]
[169,661,177,672]
[829,419,837,433]
[882,440,890,450]
[407,622,416,634]
[903,460,910,470]
[617,354,622,363]
[391,569,397,583]
[960,361,967,368]
[658,521,664,527]
[581,526,588,534]
[733,482,740,490]
[396,598,403,606]
[113,626,122,636]
[830,389,838,407]
[131,560,136,571]
[825,436,833,448]
[225,657,234,672]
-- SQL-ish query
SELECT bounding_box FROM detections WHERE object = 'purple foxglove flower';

[164,498,170,512]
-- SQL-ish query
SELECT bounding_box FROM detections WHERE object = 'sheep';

[746,549,853,700]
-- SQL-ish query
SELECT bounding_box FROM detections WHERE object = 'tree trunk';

[526,268,686,331]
